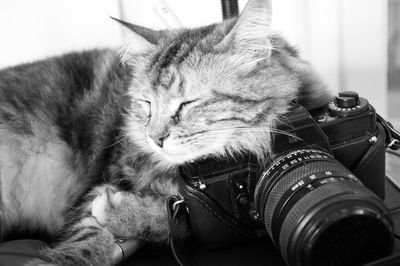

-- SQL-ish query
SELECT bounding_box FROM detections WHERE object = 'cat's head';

[119,0,330,166]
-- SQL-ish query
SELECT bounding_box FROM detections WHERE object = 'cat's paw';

[81,215,102,228]
[90,186,142,239]
[89,185,169,241]
[91,185,123,227]
[24,259,57,266]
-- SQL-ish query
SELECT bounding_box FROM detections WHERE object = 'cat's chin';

[147,140,202,166]
[153,151,200,166]
[146,136,223,166]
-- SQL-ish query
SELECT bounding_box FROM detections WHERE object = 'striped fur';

[0,0,330,265]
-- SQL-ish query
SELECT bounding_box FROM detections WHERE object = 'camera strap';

[377,114,400,150]
[167,195,194,266]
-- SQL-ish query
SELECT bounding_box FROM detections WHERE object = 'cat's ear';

[111,17,160,59]
[110,17,164,45]
[217,0,273,56]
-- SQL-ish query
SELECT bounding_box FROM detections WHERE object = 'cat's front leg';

[28,184,148,266]
[32,184,172,266]
[90,185,171,242]
[28,216,116,266]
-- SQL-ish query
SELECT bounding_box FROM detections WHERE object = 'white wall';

[119,0,222,29]
[0,0,121,68]
[264,0,387,117]
[340,0,388,117]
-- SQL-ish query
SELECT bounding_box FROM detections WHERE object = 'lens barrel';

[254,149,394,266]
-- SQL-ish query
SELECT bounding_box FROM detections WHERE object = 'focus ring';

[255,149,333,217]
[262,160,349,237]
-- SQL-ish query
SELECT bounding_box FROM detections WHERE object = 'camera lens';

[254,149,394,266]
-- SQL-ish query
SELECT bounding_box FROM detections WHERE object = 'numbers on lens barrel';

[291,180,305,191]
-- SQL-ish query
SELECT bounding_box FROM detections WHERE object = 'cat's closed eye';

[177,99,198,113]
[172,99,199,123]
[136,99,151,118]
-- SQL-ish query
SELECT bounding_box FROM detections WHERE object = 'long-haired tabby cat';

[0,0,330,265]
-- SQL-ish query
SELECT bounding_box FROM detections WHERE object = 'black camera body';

[179,92,394,266]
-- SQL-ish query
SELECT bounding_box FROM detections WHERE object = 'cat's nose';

[149,133,170,148]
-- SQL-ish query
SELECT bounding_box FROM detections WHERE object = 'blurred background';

[0,0,397,128]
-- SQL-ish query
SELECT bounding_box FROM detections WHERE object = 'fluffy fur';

[0,0,330,265]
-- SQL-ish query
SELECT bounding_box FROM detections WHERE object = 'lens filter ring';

[283,189,394,266]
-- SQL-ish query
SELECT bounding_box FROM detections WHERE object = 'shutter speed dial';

[328,91,369,117]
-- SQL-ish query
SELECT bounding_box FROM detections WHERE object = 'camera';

[178,91,395,266]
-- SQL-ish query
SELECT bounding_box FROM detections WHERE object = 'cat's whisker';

[104,134,127,149]
[202,126,299,140]
[273,115,295,129]
[269,129,302,140]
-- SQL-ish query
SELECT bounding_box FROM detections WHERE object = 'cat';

[0,0,331,265]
